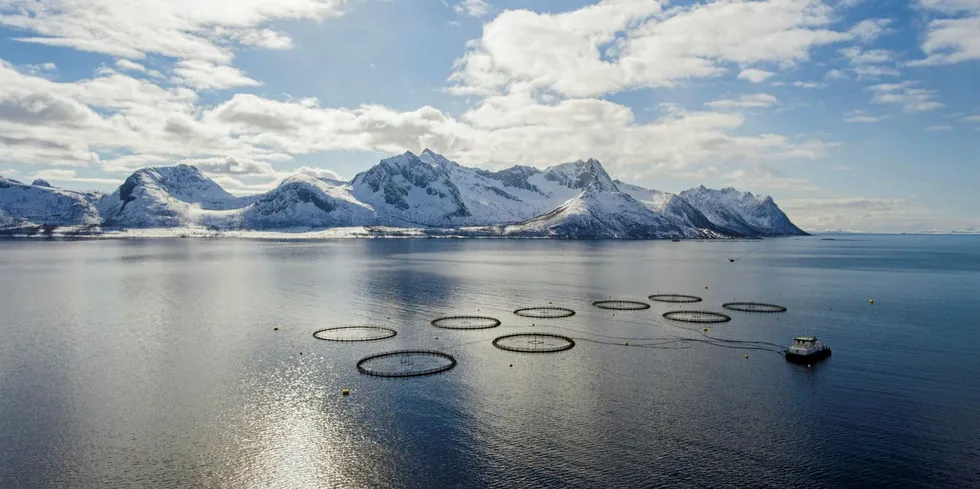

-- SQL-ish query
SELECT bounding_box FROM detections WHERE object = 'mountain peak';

[544,158,617,192]
[418,148,455,167]
[678,185,805,237]
[31,179,52,188]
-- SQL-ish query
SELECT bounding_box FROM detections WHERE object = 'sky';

[0,0,978,233]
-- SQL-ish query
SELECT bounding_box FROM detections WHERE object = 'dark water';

[1,236,978,488]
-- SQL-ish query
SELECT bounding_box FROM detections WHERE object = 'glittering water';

[1,236,978,488]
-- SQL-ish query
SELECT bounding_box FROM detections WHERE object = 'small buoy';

[744,354,749,359]
[807,364,812,368]
[549,301,552,304]
[299,352,302,355]
[509,364,513,367]
[869,299,874,304]
[703,328,708,332]
[704,285,708,289]
[274,327,278,331]
[342,389,350,396]
[625,341,629,346]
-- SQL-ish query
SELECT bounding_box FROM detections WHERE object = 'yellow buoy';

[704,285,708,289]
[549,301,553,304]
[807,364,812,368]
[342,389,350,396]
[625,341,629,346]
[744,354,749,359]
[869,299,874,304]
[703,328,708,332]
[274,327,278,331]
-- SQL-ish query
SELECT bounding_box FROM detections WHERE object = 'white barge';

[785,336,831,363]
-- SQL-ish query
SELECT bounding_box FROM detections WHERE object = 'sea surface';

[1,235,978,488]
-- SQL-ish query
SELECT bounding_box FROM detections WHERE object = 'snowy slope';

[499,177,719,239]
[416,153,620,226]
[0,177,101,226]
[98,165,250,227]
[615,181,724,235]
[678,186,807,236]
[242,174,377,229]
[350,151,470,226]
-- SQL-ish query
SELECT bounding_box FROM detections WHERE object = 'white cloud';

[793,81,825,88]
[208,175,281,196]
[918,0,980,14]
[964,114,980,122]
[179,156,276,176]
[842,110,885,123]
[0,58,832,180]
[848,18,893,43]
[825,69,848,80]
[293,166,342,181]
[31,168,77,180]
[782,196,919,232]
[841,47,893,64]
[723,165,819,191]
[450,0,854,98]
[171,60,261,90]
[925,124,954,131]
[841,46,899,78]
[228,28,294,49]
[0,0,346,63]
[115,59,146,73]
[853,64,900,77]
[911,0,980,65]
[453,0,489,17]
[0,0,855,193]
[867,81,943,112]
[781,195,975,233]
[737,69,775,83]
[28,168,122,185]
[705,93,780,109]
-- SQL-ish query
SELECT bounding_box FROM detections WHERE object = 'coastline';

[0,225,757,241]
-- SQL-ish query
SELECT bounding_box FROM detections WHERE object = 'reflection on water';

[1,236,979,488]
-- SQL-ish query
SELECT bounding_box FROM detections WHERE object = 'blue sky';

[0,0,977,232]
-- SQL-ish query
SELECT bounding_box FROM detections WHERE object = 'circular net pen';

[492,333,576,353]
[514,307,576,319]
[356,350,457,378]
[649,294,703,304]
[313,326,397,342]
[662,310,732,323]
[431,316,501,330]
[723,302,788,313]
[592,300,651,311]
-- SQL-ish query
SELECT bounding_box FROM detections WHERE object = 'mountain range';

[1,150,807,239]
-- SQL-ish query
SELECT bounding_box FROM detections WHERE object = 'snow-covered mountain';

[97,165,251,228]
[0,176,101,226]
[0,152,807,238]
[499,181,719,239]
[243,174,377,229]
[678,186,808,237]
[350,151,470,225]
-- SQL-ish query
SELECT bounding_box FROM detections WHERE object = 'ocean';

[1,235,978,488]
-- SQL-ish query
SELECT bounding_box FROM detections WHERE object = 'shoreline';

[0,225,759,241]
